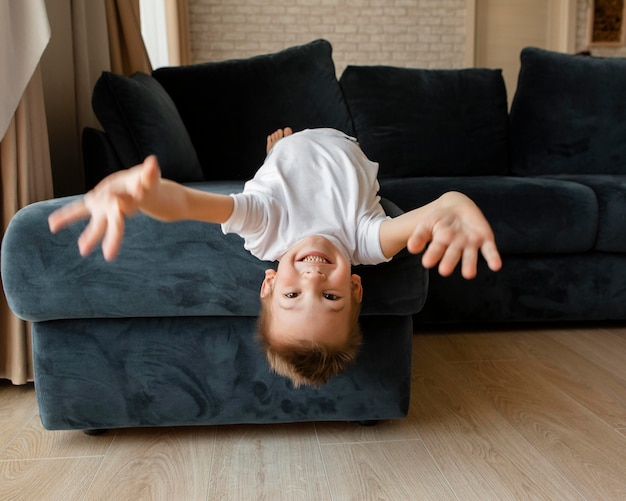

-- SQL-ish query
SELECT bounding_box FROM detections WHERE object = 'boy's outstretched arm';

[48,155,234,261]
[379,191,502,279]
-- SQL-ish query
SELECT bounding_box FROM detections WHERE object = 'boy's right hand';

[48,155,162,261]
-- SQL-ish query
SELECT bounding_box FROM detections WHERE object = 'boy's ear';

[351,274,363,303]
[260,269,276,298]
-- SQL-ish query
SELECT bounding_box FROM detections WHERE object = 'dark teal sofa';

[1,40,426,431]
[4,39,626,432]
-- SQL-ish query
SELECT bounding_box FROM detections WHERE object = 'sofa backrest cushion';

[92,71,204,183]
[339,65,509,178]
[152,39,354,181]
[510,47,626,176]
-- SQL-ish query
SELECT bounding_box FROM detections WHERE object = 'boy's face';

[260,235,363,347]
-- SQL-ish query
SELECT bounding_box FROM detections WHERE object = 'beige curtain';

[1,0,183,383]
[72,0,112,135]
[165,0,192,66]
[105,0,152,75]
[0,0,53,384]
[0,67,54,384]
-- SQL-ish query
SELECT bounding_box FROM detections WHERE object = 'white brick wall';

[188,0,468,73]
[189,0,626,72]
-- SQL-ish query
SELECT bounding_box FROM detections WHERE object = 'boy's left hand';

[406,192,502,279]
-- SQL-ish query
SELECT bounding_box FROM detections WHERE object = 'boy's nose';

[303,269,326,280]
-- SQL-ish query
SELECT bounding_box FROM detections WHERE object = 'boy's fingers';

[102,209,125,261]
[481,240,502,271]
[125,155,160,200]
[437,244,463,277]
[138,155,161,193]
[421,241,446,269]
[48,200,90,233]
[461,246,479,279]
[407,225,431,254]
[77,215,107,257]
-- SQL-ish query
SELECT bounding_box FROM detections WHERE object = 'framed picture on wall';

[588,0,626,46]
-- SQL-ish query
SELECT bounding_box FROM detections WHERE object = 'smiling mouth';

[300,255,330,264]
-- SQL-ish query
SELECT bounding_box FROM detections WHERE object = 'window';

[140,0,169,68]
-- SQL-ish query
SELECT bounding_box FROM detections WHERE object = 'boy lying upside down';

[49,127,501,387]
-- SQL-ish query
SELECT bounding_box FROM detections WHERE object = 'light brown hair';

[256,293,362,388]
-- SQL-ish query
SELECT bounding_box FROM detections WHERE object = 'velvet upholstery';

[2,190,425,322]
[541,174,626,252]
[379,176,598,255]
[510,47,626,176]
[92,71,203,183]
[5,41,626,432]
[153,39,354,181]
[81,127,123,190]
[340,65,509,178]
[415,254,626,323]
[33,315,413,430]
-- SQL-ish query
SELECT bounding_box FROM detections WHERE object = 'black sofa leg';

[357,420,379,427]
[83,429,108,436]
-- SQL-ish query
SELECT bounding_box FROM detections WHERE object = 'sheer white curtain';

[141,0,191,68]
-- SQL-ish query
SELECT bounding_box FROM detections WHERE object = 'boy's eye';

[323,293,340,301]
[284,292,300,299]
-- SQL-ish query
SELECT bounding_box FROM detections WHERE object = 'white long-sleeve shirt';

[221,128,390,265]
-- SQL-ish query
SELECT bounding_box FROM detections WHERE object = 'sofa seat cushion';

[510,47,626,176]
[541,174,626,252]
[2,184,425,322]
[340,65,509,178]
[379,176,598,255]
[153,39,354,182]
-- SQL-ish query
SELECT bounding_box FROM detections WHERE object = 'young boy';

[49,127,501,387]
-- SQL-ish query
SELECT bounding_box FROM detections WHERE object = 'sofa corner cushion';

[510,47,626,176]
[542,174,626,253]
[152,39,354,181]
[92,71,203,183]
[339,65,509,178]
[379,176,598,255]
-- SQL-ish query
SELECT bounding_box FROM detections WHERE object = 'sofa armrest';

[2,184,426,322]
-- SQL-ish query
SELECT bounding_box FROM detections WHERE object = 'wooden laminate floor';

[0,325,625,500]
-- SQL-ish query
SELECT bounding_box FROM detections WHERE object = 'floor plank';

[321,440,457,501]
[83,427,215,501]
[546,326,626,380]
[315,418,419,445]
[0,413,114,461]
[457,358,626,499]
[410,341,584,500]
[509,331,626,429]
[207,423,329,501]
[0,382,37,453]
[413,329,524,362]
[0,457,102,501]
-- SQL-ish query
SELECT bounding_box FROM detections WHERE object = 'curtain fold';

[0,66,53,384]
[165,0,192,66]
[104,0,152,75]
[72,0,112,134]
[0,0,52,384]
[1,0,170,383]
